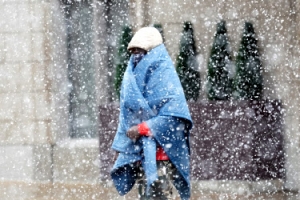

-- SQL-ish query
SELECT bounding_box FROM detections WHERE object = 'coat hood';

[127,27,163,51]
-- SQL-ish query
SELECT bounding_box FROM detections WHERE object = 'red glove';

[138,122,151,136]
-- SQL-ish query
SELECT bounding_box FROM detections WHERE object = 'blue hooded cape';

[111,44,193,200]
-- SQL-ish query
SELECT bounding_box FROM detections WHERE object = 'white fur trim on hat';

[127,27,163,51]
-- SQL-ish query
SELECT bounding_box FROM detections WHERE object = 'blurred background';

[0,0,299,199]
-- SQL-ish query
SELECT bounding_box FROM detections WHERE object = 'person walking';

[111,26,193,200]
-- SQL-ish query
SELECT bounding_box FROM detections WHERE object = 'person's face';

[130,47,147,66]
[130,47,147,55]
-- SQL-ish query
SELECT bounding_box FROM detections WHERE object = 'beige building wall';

[0,1,102,199]
[0,1,51,145]
[0,0,54,184]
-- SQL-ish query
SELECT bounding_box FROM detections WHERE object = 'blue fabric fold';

[111,44,193,200]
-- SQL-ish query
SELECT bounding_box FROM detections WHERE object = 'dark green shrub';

[114,25,133,100]
[233,22,263,100]
[207,20,234,100]
[153,23,165,42]
[176,21,201,101]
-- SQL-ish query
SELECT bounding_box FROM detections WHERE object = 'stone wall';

[0,0,54,185]
[0,1,52,145]
[0,0,102,198]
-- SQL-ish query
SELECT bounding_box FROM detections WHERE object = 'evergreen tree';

[153,23,165,42]
[207,20,234,100]
[176,21,201,101]
[114,25,133,100]
[233,22,263,100]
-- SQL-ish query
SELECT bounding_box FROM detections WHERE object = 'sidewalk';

[0,180,298,200]
[101,183,299,200]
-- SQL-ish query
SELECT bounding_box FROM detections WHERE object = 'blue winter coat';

[111,44,193,200]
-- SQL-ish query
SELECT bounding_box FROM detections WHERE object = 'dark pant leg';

[136,161,176,200]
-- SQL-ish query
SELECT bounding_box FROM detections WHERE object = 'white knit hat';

[127,27,163,51]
